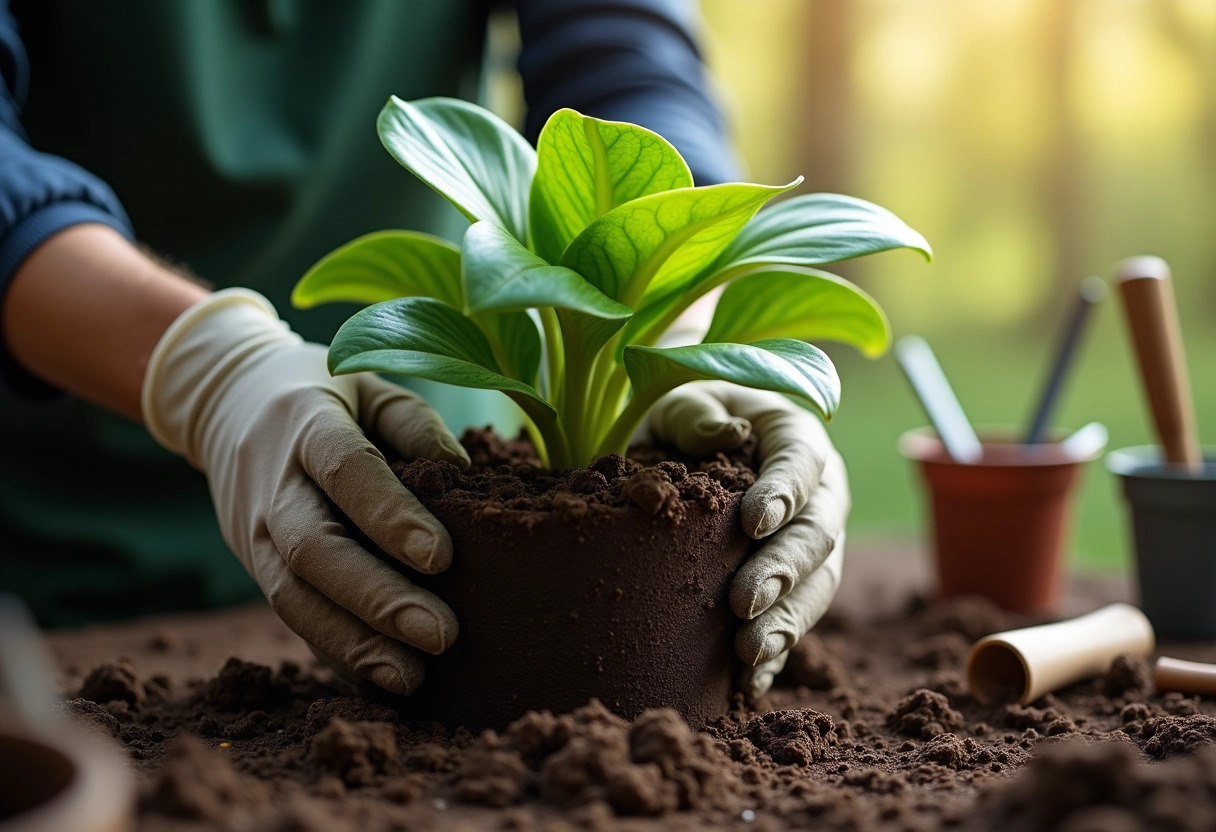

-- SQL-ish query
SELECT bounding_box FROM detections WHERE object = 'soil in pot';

[389,428,761,730]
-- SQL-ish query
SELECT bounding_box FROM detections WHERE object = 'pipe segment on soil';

[1156,657,1216,696]
[967,603,1155,705]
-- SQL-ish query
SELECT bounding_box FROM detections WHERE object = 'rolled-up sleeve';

[514,0,741,187]
[0,2,133,398]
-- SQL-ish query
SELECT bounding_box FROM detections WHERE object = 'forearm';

[2,223,207,420]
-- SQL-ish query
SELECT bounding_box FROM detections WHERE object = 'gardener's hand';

[142,289,468,695]
[649,382,848,699]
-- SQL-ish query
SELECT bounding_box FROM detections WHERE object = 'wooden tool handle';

[1115,256,1201,472]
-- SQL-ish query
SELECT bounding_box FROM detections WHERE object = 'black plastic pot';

[1108,445,1216,639]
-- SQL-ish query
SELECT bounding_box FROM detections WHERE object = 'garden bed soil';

[40,434,1216,831]
[45,561,1216,831]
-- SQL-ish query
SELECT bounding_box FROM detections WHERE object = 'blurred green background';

[494,1,1216,572]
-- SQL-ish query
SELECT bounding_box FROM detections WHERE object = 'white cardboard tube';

[967,603,1155,705]
[1155,656,1216,696]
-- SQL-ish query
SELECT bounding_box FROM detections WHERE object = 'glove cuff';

[142,288,298,464]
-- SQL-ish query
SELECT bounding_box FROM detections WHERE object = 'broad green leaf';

[462,222,632,321]
[560,179,800,307]
[291,230,462,309]
[622,192,929,350]
[624,339,840,423]
[328,297,552,412]
[529,109,693,263]
[704,267,891,358]
[378,96,536,242]
[708,193,932,272]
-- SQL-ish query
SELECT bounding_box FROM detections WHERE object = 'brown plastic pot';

[900,428,1097,613]
[408,493,754,730]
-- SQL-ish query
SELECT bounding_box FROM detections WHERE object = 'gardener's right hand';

[142,289,467,695]
[649,381,849,700]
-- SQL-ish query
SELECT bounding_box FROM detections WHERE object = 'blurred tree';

[1041,0,1086,319]
[801,1,857,195]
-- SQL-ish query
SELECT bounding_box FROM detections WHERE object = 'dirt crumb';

[77,659,145,705]
[995,703,1077,735]
[888,689,964,739]
[1099,654,1152,697]
[620,470,683,520]
[309,718,400,786]
[1139,714,1216,759]
[57,697,122,739]
[204,657,291,711]
[733,709,839,765]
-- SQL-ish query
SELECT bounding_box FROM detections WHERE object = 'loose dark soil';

[46,585,1216,831]
[39,432,1216,831]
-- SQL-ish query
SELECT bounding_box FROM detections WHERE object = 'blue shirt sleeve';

[0,1,134,399]
[513,0,742,187]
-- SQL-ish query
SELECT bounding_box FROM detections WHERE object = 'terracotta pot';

[0,727,132,832]
[1107,445,1216,639]
[408,492,754,730]
[900,428,1096,613]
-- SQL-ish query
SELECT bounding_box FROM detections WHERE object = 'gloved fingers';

[298,410,454,573]
[267,480,458,654]
[730,449,849,620]
[703,384,832,539]
[359,376,470,468]
[251,546,427,695]
[738,650,790,701]
[648,384,752,456]
[734,540,844,667]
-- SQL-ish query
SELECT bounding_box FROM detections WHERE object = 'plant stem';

[519,413,549,468]
[560,329,594,465]
[509,392,572,470]
[539,307,564,406]
[585,330,624,425]
[594,388,662,459]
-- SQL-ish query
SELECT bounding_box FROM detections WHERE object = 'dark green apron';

[1,0,517,625]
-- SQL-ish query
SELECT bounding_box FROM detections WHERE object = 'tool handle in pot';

[1115,256,1201,473]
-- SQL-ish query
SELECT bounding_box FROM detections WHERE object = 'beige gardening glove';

[649,381,848,700]
[142,288,468,694]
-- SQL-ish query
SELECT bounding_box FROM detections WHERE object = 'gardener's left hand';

[648,381,848,699]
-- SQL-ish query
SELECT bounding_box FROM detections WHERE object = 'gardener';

[0,0,847,700]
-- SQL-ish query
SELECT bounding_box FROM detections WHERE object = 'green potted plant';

[293,97,929,728]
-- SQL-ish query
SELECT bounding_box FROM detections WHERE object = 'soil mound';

[1138,714,1216,759]
[888,688,964,738]
[77,659,145,704]
[393,427,756,526]
[452,700,740,815]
